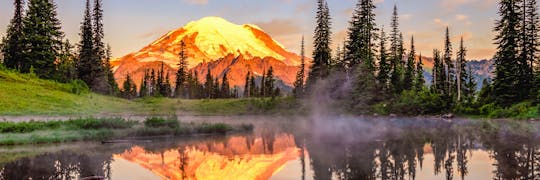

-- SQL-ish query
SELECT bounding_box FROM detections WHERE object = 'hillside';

[0,67,137,115]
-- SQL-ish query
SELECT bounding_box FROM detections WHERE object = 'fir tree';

[414,52,425,90]
[463,66,477,105]
[21,0,64,78]
[175,41,188,98]
[260,70,266,97]
[92,0,105,61]
[56,40,77,83]
[244,71,251,98]
[344,0,378,72]
[249,75,257,98]
[443,27,455,96]
[139,69,149,97]
[122,73,137,99]
[150,69,156,96]
[2,0,25,70]
[104,44,119,95]
[456,37,468,102]
[493,0,522,106]
[293,36,306,97]
[306,0,332,91]
[205,69,213,98]
[520,0,539,99]
[265,67,275,98]
[389,5,403,94]
[404,36,416,90]
[163,73,172,97]
[221,72,231,98]
[377,26,390,91]
[77,0,100,90]
[432,49,446,94]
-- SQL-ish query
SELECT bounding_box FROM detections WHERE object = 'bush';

[391,89,446,115]
[0,121,62,133]
[67,118,135,129]
[69,79,89,95]
[144,117,180,128]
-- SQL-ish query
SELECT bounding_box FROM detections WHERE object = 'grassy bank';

[0,68,298,116]
[0,117,254,145]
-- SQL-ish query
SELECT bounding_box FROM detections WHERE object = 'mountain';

[418,56,494,89]
[111,16,304,90]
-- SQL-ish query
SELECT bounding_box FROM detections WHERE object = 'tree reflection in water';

[0,118,540,180]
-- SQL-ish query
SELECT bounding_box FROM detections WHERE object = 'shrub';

[391,89,446,115]
[69,79,89,95]
[144,117,180,128]
[197,123,231,134]
[68,118,135,129]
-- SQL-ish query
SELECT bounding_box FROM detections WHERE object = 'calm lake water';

[1,116,539,180]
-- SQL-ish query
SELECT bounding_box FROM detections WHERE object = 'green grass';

[0,68,298,116]
[0,117,254,145]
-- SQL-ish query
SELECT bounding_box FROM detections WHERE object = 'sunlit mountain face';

[114,133,300,180]
[111,17,305,89]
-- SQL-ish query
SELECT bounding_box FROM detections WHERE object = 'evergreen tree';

[389,5,403,94]
[77,0,101,90]
[306,0,332,91]
[139,69,149,97]
[175,41,188,98]
[456,37,468,102]
[56,39,77,83]
[92,0,105,61]
[104,44,119,95]
[344,0,378,72]
[414,52,425,90]
[293,36,306,97]
[150,69,156,96]
[163,73,172,97]
[249,75,257,98]
[377,26,390,91]
[520,0,539,99]
[260,70,266,97]
[121,74,137,99]
[21,0,64,78]
[205,69,213,98]
[212,77,220,99]
[2,0,25,70]
[221,72,231,98]
[404,36,416,90]
[432,49,446,94]
[443,27,455,96]
[265,67,275,98]
[463,66,477,105]
[493,0,522,106]
[244,71,251,98]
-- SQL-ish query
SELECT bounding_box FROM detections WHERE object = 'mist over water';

[1,116,540,180]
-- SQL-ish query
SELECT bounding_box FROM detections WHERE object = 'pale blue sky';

[0,0,498,59]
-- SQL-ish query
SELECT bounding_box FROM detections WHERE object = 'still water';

[0,116,539,180]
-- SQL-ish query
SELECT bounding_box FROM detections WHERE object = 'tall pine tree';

[175,41,188,98]
[432,49,445,94]
[377,26,390,91]
[404,36,416,90]
[2,0,25,70]
[389,5,403,94]
[443,27,455,96]
[21,0,64,78]
[293,36,306,97]
[306,0,332,91]
[456,37,468,102]
[493,0,522,106]
[77,0,100,90]
[414,52,425,90]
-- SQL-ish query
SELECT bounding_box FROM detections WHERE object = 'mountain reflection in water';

[1,118,540,180]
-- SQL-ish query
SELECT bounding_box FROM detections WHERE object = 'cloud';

[254,19,304,36]
[455,14,468,21]
[184,0,208,5]
[434,18,449,27]
[401,14,413,21]
[441,0,473,9]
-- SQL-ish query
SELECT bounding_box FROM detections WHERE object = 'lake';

[0,116,538,180]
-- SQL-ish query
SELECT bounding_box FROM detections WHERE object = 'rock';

[389,114,397,117]
[442,113,454,119]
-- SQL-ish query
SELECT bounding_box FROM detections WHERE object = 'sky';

[0,0,498,60]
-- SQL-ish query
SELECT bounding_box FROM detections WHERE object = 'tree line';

[297,0,540,115]
[1,0,118,95]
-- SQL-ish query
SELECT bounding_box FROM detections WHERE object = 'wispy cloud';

[184,0,208,5]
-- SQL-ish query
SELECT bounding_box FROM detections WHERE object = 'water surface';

[0,116,538,180]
